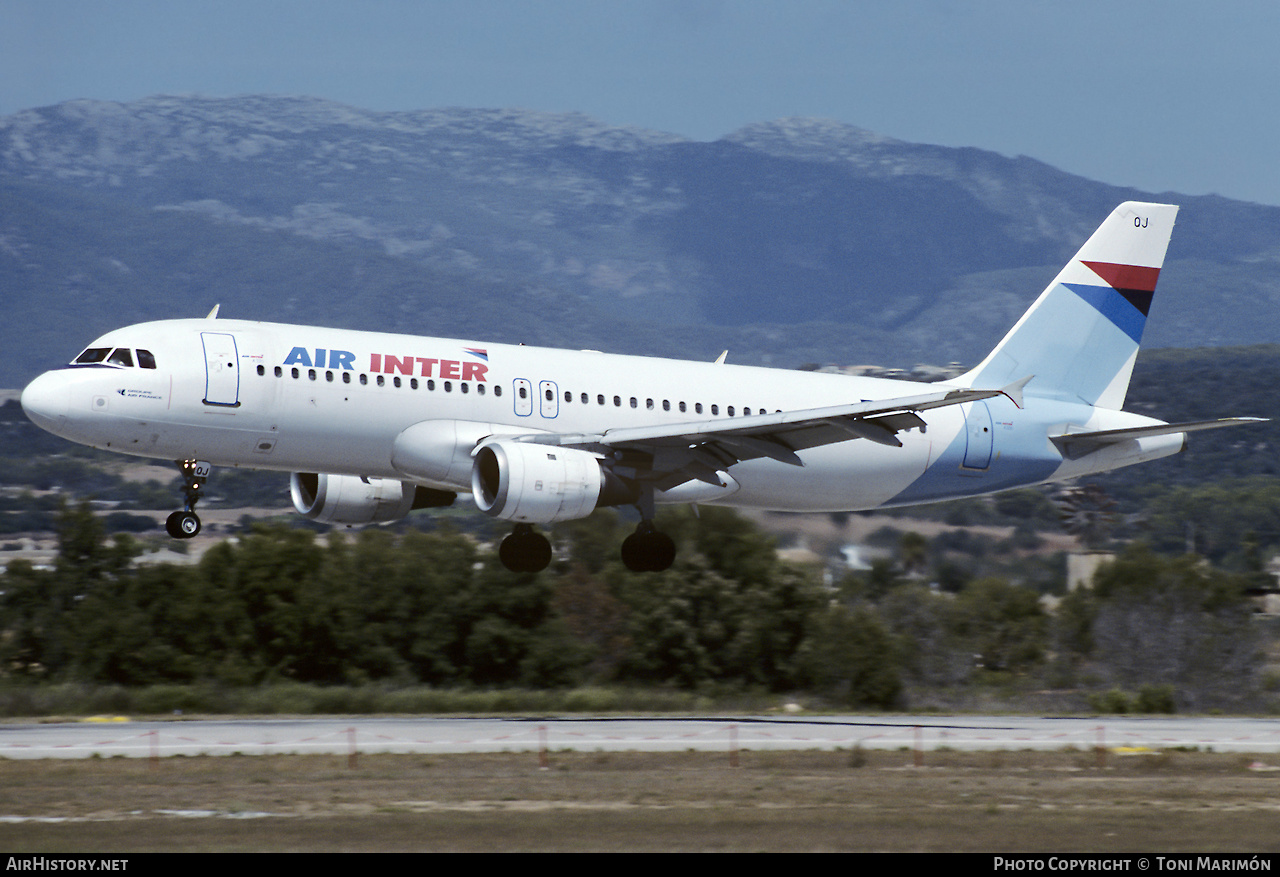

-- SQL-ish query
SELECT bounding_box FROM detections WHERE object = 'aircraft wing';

[1050,417,1267,460]
[501,381,1024,490]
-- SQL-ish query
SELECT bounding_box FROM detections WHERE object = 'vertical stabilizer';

[957,201,1178,409]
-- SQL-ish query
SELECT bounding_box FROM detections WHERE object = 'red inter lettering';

[369,353,382,372]
[462,362,488,382]
[384,355,414,376]
[415,357,438,377]
[439,360,460,379]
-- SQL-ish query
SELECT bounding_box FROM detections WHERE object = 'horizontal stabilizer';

[1050,417,1266,460]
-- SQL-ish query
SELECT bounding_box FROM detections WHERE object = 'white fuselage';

[20,317,1181,514]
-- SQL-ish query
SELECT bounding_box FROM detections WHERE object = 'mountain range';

[3,94,1279,389]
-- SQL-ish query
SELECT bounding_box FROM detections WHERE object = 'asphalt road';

[3,715,1280,759]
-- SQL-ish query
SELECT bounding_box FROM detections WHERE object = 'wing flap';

[494,380,1028,491]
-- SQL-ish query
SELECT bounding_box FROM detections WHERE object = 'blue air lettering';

[283,347,357,370]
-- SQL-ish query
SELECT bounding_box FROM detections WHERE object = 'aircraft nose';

[20,371,72,433]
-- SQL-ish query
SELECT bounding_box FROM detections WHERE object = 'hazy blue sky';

[4,1,1279,205]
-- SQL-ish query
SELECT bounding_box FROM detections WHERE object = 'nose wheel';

[165,510,201,538]
[166,460,211,540]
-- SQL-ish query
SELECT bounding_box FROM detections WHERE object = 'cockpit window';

[71,347,155,368]
[73,348,111,365]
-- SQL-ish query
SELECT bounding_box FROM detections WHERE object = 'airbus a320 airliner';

[20,202,1261,572]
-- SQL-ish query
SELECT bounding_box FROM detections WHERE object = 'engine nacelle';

[391,419,547,489]
[291,473,454,525]
[472,441,629,524]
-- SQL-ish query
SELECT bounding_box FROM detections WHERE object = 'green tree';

[611,509,826,691]
[193,524,326,683]
[950,577,1047,675]
[0,559,56,677]
[1083,544,1261,710]
[615,553,739,687]
[723,562,825,690]
[878,583,969,687]
[550,561,632,682]
[71,562,204,684]
[799,605,902,708]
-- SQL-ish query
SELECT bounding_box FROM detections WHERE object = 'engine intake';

[291,473,454,524]
[472,441,633,523]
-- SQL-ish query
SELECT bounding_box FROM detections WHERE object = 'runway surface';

[3,715,1280,759]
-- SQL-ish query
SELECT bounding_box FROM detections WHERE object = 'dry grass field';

[2,748,1280,852]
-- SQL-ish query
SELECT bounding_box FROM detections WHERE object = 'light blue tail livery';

[958,202,1177,409]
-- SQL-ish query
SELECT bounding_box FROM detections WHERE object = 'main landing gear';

[165,459,210,539]
[496,520,677,574]
[495,488,677,573]
[621,522,676,573]
[498,524,552,573]
[619,487,675,573]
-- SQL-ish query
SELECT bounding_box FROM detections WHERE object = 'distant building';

[810,362,965,382]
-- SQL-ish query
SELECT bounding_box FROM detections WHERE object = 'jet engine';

[291,472,454,525]
[471,441,634,524]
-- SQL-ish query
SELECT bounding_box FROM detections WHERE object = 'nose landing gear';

[165,460,210,539]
